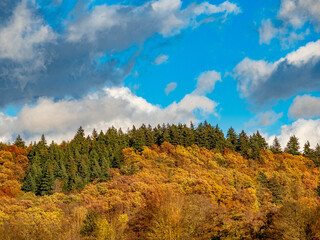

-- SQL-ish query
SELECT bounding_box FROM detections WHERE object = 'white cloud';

[234,58,276,98]
[0,0,56,61]
[66,0,240,42]
[289,95,320,118]
[259,0,319,45]
[193,70,222,95]
[165,82,177,95]
[259,19,278,44]
[0,86,219,143]
[247,110,283,127]
[155,54,169,65]
[278,0,320,29]
[234,39,320,103]
[267,118,320,149]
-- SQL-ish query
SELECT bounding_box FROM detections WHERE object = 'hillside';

[0,140,319,239]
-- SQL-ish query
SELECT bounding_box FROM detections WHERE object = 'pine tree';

[255,131,268,150]
[237,130,250,157]
[285,135,300,155]
[39,164,54,195]
[313,144,320,167]
[270,137,282,154]
[303,141,313,158]
[92,129,98,140]
[182,124,195,147]
[226,127,237,151]
[214,125,226,151]
[14,135,26,148]
[22,172,37,193]
[40,134,47,146]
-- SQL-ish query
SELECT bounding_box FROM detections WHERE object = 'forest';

[0,122,320,239]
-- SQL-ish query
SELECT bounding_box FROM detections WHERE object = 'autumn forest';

[0,122,319,239]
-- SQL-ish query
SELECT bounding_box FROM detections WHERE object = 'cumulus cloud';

[0,67,222,143]
[0,0,239,107]
[278,0,320,29]
[246,110,283,127]
[155,54,169,65]
[0,86,218,143]
[234,39,320,104]
[258,0,319,45]
[193,70,222,95]
[165,82,177,95]
[259,19,278,44]
[66,0,240,42]
[267,118,320,149]
[0,0,56,61]
[289,94,320,118]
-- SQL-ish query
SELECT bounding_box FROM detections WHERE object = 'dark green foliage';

[317,182,320,197]
[21,122,275,195]
[39,164,54,195]
[270,137,282,154]
[285,135,300,155]
[14,135,26,148]
[303,141,313,159]
[257,171,268,186]
[226,127,237,151]
[237,130,250,157]
[312,144,320,167]
[81,211,98,236]
[268,177,284,204]
[22,172,37,193]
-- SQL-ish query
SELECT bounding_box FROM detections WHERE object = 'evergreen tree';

[255,131,268,150]
[40,134,47,146]
[285,135,300,155]
[214,125,226,151]
[270,137,282,154]
[226,127,237,151]
[303,141,313,158]
[92,129,98,140]
[14,135,26,148]
[313,144,320,167]
[22,172,37,193]
[39,164,54,195]
[182,124,195,146]
[237,130,250,157]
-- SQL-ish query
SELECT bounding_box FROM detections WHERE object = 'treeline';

[0,143,319,239]
[7,121,320,195]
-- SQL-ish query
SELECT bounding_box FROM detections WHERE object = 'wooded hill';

[0,122,320,239]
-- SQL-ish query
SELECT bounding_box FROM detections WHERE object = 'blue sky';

[1,0,320,147]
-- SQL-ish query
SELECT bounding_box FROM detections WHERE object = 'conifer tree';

[214,125,226,151]
[92,129,98,140]
[226,127,237,151]
[270,137,282,154]
[285,135,300,155]
[255,131,268,150]
[14,135,26,148]
[303,141,313,158]
[39,164,54,195]
[237,130,250,157]
[313,144,320,167]
[22,172,37,193]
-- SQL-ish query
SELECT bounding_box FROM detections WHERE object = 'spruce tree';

[285,135,300,155]
[237,130,250,157]
[22,172,37,193]
[255,131,268,150]
[14,135,26,148]
[270,137,282,154]
[39,164,54,195]
[226,127,237,151]
[303,141,313,158]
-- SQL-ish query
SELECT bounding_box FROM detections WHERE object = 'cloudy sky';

[1,0,320,148]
